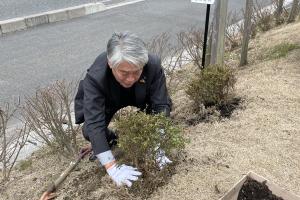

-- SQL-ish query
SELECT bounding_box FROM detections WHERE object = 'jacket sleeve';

[149,58,172,117]
[83,74,110,155]
[74,80,84,124]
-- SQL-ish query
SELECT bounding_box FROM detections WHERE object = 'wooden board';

[219,171,300,200]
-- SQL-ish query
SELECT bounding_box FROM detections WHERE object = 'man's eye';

[119,70,141,76]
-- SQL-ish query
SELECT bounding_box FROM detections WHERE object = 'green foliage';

[266,42,300,60]
[17,159,32,171]
[115,112,185,170]
[186,65,236,109]
[114,112,186,198]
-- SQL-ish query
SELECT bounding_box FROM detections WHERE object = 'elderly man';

[74,32,172,187]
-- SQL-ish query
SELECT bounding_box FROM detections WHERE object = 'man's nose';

[126,75,135,82]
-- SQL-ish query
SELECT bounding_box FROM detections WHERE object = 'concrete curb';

[0,0,146,36]
[106,0,145,10]
[0,2,106,35]
[1,17,27,34]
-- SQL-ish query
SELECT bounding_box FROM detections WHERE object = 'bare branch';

[253,0,273,32]
[225,11,243,51]
[147,32,186,94]
[177,26,204,69]
[22,80,79,159]
[0,101,29,182]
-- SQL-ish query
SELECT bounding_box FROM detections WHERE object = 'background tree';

[274,0,285,25]
[240,0,254,66]
[287,0,299,23]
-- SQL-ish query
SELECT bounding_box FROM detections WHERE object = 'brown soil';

[1,21,300,200]
[237,178,283,200]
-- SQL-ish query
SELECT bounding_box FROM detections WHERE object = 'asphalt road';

[0,0,126,21]
[0,0,269,105]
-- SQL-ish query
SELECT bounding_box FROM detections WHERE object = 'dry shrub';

[226,11,243,51]
[146,32,173,62]
[186,65,236,111]
[114,112,186,198]
[22,80,80,159]
[226,0,279,52]
[146,32,185,95]
[0,102,29,182]
[177,26,204,69]
[253,0,274,32]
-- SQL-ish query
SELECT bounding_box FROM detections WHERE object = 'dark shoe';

[89,154,97,162]
[108,139,118,148]
[107,129,118,148]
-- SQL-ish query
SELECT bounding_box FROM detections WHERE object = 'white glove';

[155,149,172,169]
[96,150,141,187]
[107,164,142,187]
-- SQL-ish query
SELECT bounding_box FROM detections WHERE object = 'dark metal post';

[202,4,211,68]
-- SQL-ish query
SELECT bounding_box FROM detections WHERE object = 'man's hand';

[155,149,172,169]
[96,150,141,187]
[106,163,142,187]
[156,129,172,169]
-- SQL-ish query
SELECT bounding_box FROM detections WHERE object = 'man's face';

[110,61,143,88]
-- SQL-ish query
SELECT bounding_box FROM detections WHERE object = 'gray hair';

[107,32,149,69]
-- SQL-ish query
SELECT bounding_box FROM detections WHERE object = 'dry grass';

[1,21,300,200]
[150,22,300,200]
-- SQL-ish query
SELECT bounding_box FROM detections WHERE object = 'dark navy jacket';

[74,52,172,155]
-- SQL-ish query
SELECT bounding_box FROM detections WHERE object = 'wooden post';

[205,30,213,67]
[240,0,253,67]
[210,0,228,66]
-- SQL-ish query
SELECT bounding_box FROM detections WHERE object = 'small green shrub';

[17,159,32,171]
[115,112,186,198]
[116,112,185,170]
[186,65,236,109]
[266,42,300,60]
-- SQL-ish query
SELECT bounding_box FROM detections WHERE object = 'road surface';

[0,0,269,104]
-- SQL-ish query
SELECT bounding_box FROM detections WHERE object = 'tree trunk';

[275,0,284,25]
[287,0,299,23]
[240,0,253,67]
